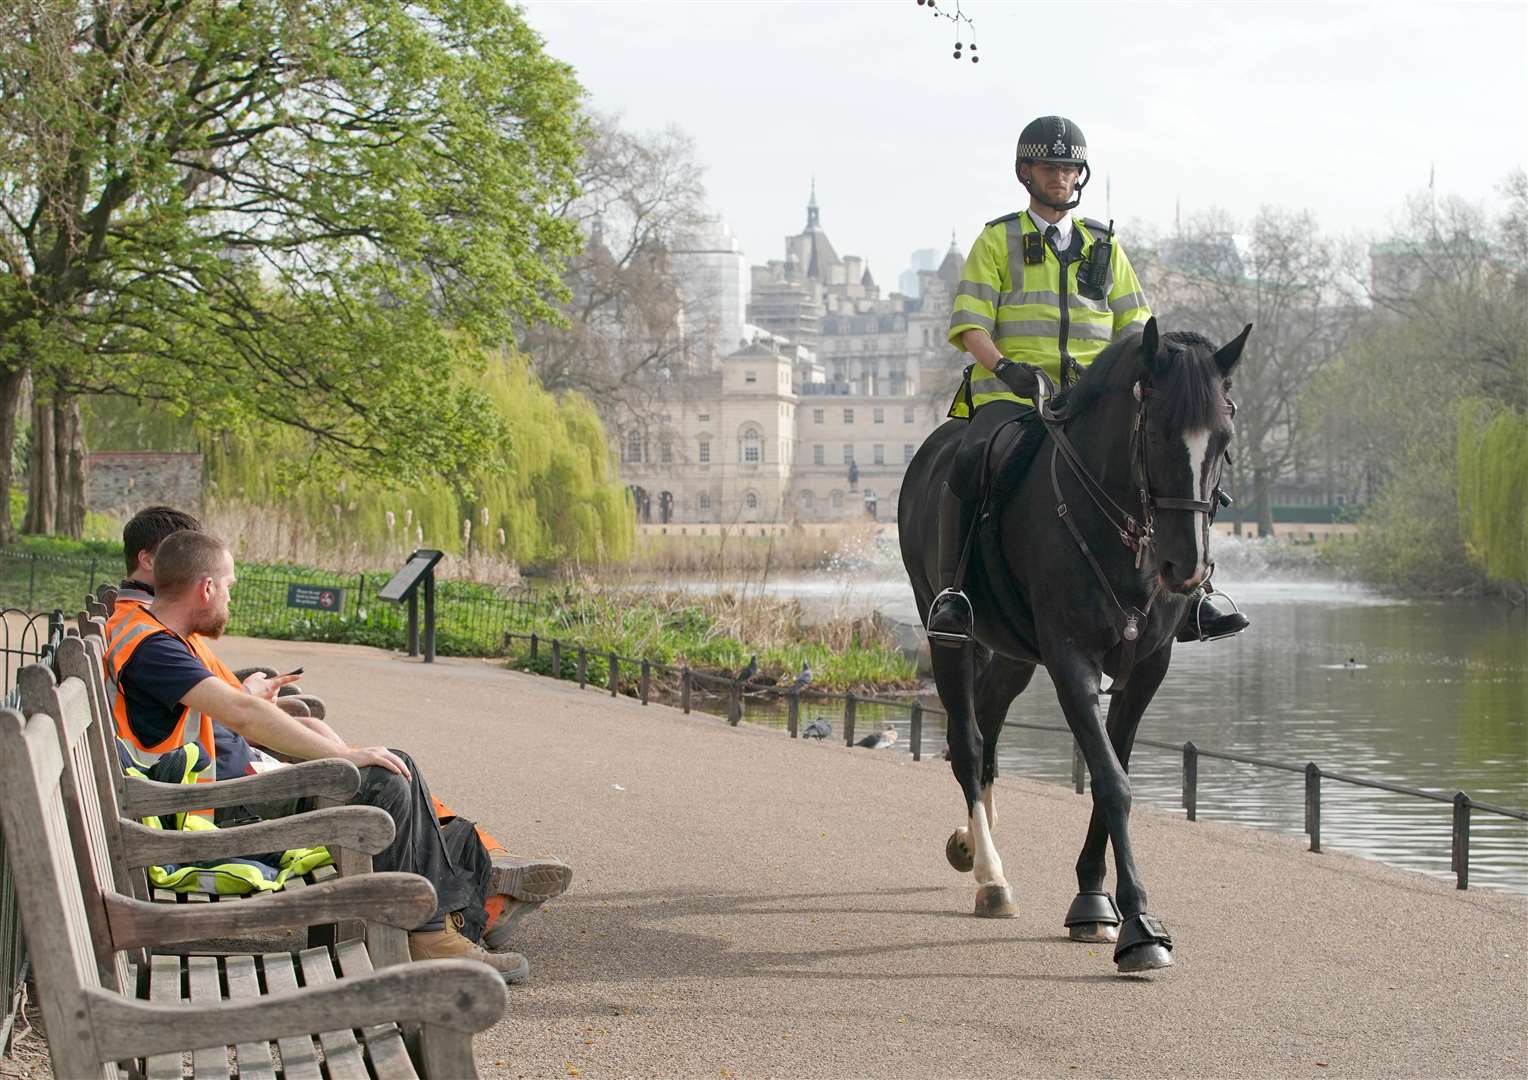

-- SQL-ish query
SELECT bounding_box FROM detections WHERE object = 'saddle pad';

[987,409,1048,502]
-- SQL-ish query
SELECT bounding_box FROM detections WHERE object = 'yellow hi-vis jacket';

[947,211,1152,417]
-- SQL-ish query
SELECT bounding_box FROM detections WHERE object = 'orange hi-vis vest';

[103,604,229,784]
[107,585,246,691]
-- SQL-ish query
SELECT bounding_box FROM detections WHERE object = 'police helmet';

[1014,116,1090,209]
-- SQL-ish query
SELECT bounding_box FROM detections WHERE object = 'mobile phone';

[284,667,304,677]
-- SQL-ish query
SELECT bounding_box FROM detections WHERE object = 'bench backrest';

[0,700,116,1079]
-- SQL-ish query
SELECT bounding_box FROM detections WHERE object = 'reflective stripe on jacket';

[947,212,1152,417]
[104,604,222,785]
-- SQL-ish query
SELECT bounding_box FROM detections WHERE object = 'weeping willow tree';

[1457,400,1528,587]
[198,353,632,568]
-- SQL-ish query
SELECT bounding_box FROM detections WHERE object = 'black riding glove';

[993,358,1042,398]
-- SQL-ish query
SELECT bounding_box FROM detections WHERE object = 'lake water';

[668,537,1528,893]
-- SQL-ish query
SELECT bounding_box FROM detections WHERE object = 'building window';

[741,427,762,464]
[698,413,710,423]
[745,370,757,384]
[873,444,885,465]
[831,490,844,509]
[923,328,933,346]
[873,407,884,424]
[698,439,710,464]
[904,406,915,424]
[745,491,759,510]
[624,429,643,464]
[842,445,854,465]
[903,443,915,464]
[843,408,854,424]
[813,409,824,424]
[660,440,673,464]
[813,444,825,466]
[698,492,711,512]
[800,491,815,510]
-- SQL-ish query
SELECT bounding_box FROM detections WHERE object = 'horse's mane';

[1053,328,1228,433]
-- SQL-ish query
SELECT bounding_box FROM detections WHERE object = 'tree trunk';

[1253,465,1275,539]
[0,368,27,544]
[22,392,56,535]
[56,395,86,538]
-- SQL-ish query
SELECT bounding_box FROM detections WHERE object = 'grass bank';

[0,538,915,691]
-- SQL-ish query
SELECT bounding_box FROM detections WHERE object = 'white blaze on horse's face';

[1181,428,1213,589]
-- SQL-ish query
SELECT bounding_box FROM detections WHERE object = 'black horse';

[898,317,1250,974]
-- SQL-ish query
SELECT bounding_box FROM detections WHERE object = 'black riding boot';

[926,483,976,646]
[1177,587,1250,642]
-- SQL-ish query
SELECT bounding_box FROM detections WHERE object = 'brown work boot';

[409,911,530,984]
[487,853,573,903]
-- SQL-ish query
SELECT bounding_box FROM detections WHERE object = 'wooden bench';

[0,659,507,1077]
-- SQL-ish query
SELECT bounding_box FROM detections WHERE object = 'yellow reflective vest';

[947,212,1152,417]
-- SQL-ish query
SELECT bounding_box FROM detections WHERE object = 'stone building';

[617,187,969,525]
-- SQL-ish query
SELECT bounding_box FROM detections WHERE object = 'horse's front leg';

[931,641,1016,917]
[1047,646,1174,974]
[1067,644,1172,945]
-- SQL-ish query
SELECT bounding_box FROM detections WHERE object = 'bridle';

[1034,371,1235,691]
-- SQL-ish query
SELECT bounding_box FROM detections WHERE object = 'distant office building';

[670,215,751,366]
[899,246,941,299]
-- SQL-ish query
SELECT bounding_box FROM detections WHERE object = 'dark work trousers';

[222,748,493,939]
[950,398,1030,501]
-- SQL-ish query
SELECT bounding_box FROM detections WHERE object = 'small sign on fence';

[285,584,344,612]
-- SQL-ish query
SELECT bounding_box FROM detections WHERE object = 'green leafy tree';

[0,0,584,540]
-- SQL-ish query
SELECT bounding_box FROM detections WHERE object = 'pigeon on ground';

[856,727,898,750]
[801,716,832,740]
[737,654,759,683]
[791,660,812,690]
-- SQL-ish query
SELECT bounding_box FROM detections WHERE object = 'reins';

[1034,371,1231,693]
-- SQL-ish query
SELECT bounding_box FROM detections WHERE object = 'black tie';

[1045,225,1059,253]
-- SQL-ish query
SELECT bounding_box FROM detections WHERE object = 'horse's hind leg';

[1066,648,1169,944]
[936,646,1034,918]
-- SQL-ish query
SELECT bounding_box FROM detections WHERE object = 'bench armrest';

[86,959,506,1060]
[102,872,436,949]
[120,758,361,817]
[118,805,393,868]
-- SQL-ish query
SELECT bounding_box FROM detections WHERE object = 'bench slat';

[145,953,186,1080]
[296,946,371,1080]
[334,939,418,1080]
[259,953,322,1080]
[186,955,231,1079]
[222,955,276,1080]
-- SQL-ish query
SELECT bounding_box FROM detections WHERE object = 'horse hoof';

[974,884,1019,918]
[1116,943,1173,974]
[1069,922,1119,943]
[945,828,973,873]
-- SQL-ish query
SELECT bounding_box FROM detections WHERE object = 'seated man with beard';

[108,528,538,980]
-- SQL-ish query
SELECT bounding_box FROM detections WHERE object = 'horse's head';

[1136,318,1252,594]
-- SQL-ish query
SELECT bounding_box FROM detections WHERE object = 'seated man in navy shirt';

[113,528,529,983]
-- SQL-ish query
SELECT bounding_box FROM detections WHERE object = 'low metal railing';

[502,631,1528,892]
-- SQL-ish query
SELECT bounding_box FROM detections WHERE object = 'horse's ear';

[1139,317,1160,370]
[1214,323,1253,377]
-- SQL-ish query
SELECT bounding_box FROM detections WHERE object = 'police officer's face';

[1026,162,1081,200]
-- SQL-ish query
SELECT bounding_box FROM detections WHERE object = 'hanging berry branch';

[915,0,979,63]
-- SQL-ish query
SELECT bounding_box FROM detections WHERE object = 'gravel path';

[217,636,1528,1080]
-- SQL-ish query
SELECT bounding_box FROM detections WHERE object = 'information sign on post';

[378,549,445,662]
[286,584,345,612]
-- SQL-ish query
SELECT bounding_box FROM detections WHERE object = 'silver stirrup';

[926,588,974,646]
[1190,589,1244,642]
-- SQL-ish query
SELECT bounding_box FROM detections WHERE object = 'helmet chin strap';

[1019,162,1091,212]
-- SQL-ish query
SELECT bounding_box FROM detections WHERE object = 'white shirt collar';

[1029,209,1074,254]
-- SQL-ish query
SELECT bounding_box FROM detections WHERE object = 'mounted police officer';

[926,115,1249,646]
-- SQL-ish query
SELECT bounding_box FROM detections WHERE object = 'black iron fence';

[502,631,1528,893]
[1,610,63,1054]
[0,549,544,657]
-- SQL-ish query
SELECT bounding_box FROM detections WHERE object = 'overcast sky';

[522,0,1527,281]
